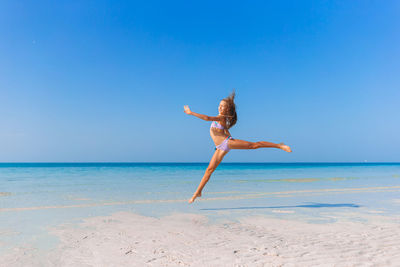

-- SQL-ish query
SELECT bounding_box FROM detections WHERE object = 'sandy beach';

[2,210,400,266]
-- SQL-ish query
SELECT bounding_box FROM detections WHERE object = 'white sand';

[3,211,400,266]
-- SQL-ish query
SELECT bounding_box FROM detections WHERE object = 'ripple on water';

[233,177,358,183]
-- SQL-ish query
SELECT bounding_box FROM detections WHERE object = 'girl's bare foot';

[188,195,197,203]
[188,192,201,203]
[279,143,292,152]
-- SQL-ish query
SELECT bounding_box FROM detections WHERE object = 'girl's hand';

[184,105,192,115]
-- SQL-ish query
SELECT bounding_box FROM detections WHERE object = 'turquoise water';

[1,163,400,214]
[1,163,400,255]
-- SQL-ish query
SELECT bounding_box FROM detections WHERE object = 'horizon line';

[0,161,399,164]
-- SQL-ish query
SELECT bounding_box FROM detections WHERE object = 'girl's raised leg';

[228,139,292,152]
[188,149,228,203]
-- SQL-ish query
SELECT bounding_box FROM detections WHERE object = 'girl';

[184,92,292,204]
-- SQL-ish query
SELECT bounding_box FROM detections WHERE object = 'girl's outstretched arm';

[184,105,221,121]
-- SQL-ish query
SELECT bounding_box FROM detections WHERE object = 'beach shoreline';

[2,210,400,266]
[1,163,399,266]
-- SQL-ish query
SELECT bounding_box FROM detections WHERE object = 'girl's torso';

[210,121,230,146]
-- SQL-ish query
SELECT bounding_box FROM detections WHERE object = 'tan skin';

[184,100,292,204]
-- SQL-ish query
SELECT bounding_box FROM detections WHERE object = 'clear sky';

[0,0,399,162]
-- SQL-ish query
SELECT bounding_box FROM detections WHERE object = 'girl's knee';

[206,167,216,174]
[250,142,260,149]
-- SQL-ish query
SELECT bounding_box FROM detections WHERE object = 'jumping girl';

[184,92,292,204]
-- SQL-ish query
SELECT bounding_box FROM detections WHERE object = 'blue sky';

[0,0,399,162]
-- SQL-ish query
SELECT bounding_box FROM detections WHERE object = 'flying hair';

[222,90,237,129]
